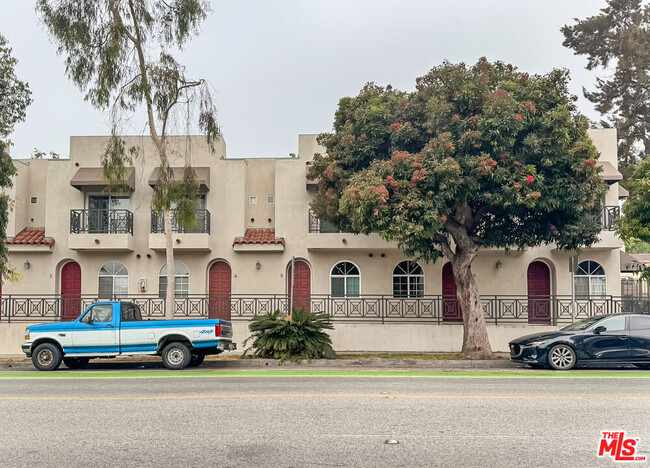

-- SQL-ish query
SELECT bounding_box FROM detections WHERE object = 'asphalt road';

[0,375,648,468]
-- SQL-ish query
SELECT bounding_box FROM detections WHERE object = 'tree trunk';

[164,210,175,320]
[451,256,494,359]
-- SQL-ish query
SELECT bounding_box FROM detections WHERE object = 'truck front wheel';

[162,342,191,370]
[32,343,63,371]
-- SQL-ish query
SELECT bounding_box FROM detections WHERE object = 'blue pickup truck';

[22,301,236,371]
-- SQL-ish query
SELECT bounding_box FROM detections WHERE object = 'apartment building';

[1,129,627,326]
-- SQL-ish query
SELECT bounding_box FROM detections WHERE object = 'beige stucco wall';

[2,129,623,300]
[0,321,558,355]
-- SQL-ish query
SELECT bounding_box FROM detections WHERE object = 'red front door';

[288,260,311,312]
[209,261,231,320]
[527,261,551,324]
[61,261,82,320]
[442,263,462,322]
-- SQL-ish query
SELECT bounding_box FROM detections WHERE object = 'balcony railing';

[151,209,211,234]
[70,209,133,235]
[310,206,621,233]
[2,294,648,324]
[596,205,620,231]
[309,210,342,233]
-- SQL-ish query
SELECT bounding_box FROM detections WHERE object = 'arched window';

[98,261,128,299]
[159,261,190,298]
[331,262,360,297]
[393,261,424,298]
[574,260,606,298]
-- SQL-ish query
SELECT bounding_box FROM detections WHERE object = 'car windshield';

[560,316,603,331]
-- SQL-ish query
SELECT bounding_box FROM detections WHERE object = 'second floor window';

[87,194,132,233]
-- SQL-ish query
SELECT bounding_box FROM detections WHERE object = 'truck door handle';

[620,335,628,340]
[106,324,115,328]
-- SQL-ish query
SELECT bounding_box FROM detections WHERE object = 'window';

[630,315,650,331]
[249,196,257,205]
[30,197,38,204]
[592,315,626,332]
[331,262,360,297]
[98,261,128,299]
[159,261,190,298]
[393,261,424,298]
[80,304,113,324]
[88,194,132,233]
[574,261,606,299]
[121,303,142,322]
[267,196,275,204]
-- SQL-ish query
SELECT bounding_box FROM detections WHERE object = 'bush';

[243,309,336,361]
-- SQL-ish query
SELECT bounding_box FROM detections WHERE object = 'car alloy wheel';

[548,344,576,370]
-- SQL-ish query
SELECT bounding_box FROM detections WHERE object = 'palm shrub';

[243,309,336,361]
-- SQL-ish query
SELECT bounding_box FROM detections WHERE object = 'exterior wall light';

[256,261,261,270]
[24,260,31,270]
[496,260,503,270]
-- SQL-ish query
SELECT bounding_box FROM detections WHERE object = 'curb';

[0,357,521,371]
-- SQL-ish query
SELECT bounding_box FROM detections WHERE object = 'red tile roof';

[234,229,285,246]
[4,228,55,248]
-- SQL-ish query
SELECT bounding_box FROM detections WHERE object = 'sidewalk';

[0,353,523,371]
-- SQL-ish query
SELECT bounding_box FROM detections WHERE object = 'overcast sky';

[1,0,606,160]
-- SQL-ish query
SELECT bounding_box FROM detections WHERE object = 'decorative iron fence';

[1,294,648,324]
[308,210,343,233]
[151,209,211,234]
[70,209,133,235]
[591,205,620,231]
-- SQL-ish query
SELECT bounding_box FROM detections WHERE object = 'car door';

[629,315,650,360]
[580,315,630,361]
[72,303,119,354]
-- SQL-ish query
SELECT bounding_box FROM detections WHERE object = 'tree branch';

[433,233,455,260]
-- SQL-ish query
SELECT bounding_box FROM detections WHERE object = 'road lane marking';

[1,393,649,401]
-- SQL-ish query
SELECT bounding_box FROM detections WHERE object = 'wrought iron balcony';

[151,209,211,234]
[596,205,620,231]
[308,209,343,233]
[70,209,133,235]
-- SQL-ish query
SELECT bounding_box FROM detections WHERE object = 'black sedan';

[509,313,650,370]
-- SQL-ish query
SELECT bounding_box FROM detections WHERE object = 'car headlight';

[530,340,547,347]
[24,329,30,341]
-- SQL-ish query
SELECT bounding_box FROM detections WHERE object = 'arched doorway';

[527,261,551,324]
[208,261,231,320]
[442,263,462,322]
[287,260,311,312]
[61,261,82,320]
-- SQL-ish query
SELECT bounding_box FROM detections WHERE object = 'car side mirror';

[593,326,606,334]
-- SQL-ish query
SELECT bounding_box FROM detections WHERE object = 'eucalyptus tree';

[0,34,32,283]
[37,1,220,318]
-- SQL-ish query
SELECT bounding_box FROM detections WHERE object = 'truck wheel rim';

[38,350,53,367]
[168,348,184,366]
[550,346,574,369]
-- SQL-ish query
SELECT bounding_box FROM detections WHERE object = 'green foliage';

[619,157,650,243]
[0,35,32,283]
[309,59,608,263]
[562,0,650,177]
[31,148,60,159]
[37,0,220,220]
[625,238,650,254]
[243,309,336,362]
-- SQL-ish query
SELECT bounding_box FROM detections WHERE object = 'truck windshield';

[121,303,143,322]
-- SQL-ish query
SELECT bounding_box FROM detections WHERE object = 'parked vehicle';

[509,313,650,370]
[22,301,236,371]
